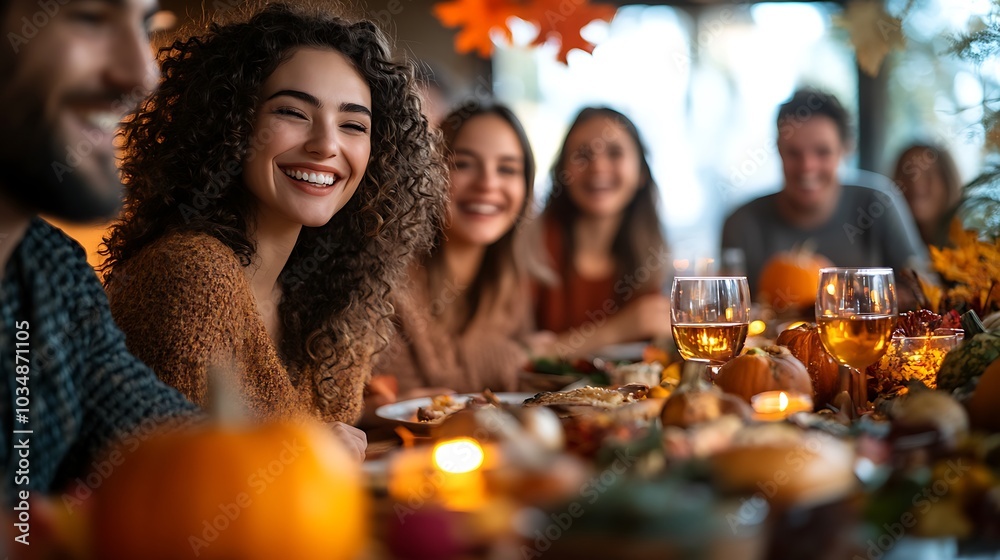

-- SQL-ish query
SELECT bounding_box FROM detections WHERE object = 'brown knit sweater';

[105,231,367,423]
[376,265,531,394]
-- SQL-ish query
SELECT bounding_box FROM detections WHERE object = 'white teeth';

[84,112,119,134]
[282,168,336,186]
[462,203,501,215]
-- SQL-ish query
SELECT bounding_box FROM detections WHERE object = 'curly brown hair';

[101,2,447,408]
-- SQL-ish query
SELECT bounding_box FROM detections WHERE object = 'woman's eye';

[453,159,473,170]
[68,10,110,27]
[499,166,519,176]
[343,123,369,134]
[274,108,306,119]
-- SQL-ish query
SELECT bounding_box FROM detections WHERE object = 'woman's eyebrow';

[267,89,321,107]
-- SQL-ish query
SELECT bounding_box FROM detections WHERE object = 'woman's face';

[244,47,372,228]
[561,115,643,219]
[898,149,949,225]
[446,113,527,248]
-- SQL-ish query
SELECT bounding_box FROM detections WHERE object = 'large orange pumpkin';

[757,247,833,311]
[91,421,366,560]
[715,346,814,404]
[776,323,841,408]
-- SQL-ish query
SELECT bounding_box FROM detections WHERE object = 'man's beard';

[0,117,123,223]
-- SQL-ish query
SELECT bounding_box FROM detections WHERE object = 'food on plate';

[526,357,611,386]
[523,384,648,409]
[709,424,856,508]
[415,390,503,422]
[609,361,664,388]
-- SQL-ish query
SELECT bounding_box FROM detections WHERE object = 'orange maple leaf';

[528,0,616,63]
[433,0,526,58]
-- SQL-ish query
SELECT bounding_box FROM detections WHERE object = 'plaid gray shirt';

[0,218,198,502]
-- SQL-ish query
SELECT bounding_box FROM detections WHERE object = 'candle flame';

[825,283,836,296]
[433,438,484,474]
[748,320,766,336]
[779,391,789,412]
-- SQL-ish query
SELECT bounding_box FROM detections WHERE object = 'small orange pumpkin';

[91,421,366,560]
[757,246,833,311]
[715,346,814,404]
[968,358,1000,432]
[661,361,751,428]
[776,323,841,408]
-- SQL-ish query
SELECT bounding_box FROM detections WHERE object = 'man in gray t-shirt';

[722,89,928,301]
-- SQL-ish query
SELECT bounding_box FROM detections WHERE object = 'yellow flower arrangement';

[920,221,1000,316]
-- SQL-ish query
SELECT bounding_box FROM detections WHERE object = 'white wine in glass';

[816,268,897,411]
[671,277,751,378]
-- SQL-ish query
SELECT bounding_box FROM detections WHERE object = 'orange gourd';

[776,323,841,408]
[660,361,752,428]
[757,247,833,311]
[91,421,366,560]
[715,346,814,404]
[968,358,1000,432]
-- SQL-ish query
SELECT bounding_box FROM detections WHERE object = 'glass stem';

[838,364,867,414]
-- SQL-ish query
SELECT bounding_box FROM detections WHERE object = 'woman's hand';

[331,422,367,462]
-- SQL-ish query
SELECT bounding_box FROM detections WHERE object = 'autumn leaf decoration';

[918,220,1000,317]
[834,0,906,77]
[433,0,522,58]
[530,0,616,63]
[433,0,615,63]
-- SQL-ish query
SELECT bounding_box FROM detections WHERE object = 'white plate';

[374,392,535,435]
[591,342,647,363]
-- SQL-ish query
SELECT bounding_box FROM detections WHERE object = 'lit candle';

[432,438,488,511]
[751,391,813,421]
[747,320,767,337]
[387,439,489,512]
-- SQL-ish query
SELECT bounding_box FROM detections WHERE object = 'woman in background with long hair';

[536,107,671,358]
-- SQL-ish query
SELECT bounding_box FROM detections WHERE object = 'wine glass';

[670,277,752,379]
[815,268,897,412]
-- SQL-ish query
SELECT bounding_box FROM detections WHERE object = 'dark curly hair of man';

[101,2,447,412]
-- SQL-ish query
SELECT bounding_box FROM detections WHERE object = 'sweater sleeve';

[105,234,247,408]
[50,231,202,492]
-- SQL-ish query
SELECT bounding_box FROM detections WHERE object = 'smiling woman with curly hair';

[101,2,446,457]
